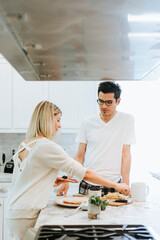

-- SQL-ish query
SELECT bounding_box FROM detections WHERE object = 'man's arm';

[75,143,87,165]
[121,144,131,186]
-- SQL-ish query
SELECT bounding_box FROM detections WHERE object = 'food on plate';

[63,198,87,205]
[55,196,89,207]
[103,192,126,200]
[61,176,79,183]
[62,175,68,179]
[72,194,88,197]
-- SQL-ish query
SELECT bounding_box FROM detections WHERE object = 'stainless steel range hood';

[0,0,160,81]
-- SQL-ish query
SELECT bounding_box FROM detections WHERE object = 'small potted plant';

[88,195,108,219]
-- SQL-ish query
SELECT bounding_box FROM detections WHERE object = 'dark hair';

[98,81,122,100]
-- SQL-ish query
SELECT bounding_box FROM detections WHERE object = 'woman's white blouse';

[6,138,87,219]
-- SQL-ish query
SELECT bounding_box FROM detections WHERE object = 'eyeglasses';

[97,99,113,106]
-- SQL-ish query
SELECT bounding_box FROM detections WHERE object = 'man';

[57,81,135,196]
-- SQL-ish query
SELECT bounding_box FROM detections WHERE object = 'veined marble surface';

[0,172,12,182]
[35,180,160,236]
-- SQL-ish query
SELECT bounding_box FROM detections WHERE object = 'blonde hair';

[26,101,62,140]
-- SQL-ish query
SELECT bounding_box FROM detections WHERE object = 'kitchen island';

[34,179,160,237]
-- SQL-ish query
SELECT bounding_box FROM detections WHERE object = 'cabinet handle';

[0,187,8,193]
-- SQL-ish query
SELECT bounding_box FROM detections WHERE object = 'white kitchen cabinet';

[0,198,12,240]
[4,199,13,240]
[0,57,98,132]
[0,177,12,240]
[48,81,97,131]
[0,198,3,240]
[49,82,79,129]
[77,81,97,122]
[12,69,48,129]
[0,58,12,129]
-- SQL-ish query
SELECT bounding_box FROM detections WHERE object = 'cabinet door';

[4,198,13,240]
[13,69,48,129]
[48,82,97,131]
[0,59,12,129]
[0,198,3,240]
[48,82,79,129]
[0,182,11,198]
[77,81,97,123]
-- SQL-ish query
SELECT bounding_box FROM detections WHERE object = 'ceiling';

[0,0,160,81]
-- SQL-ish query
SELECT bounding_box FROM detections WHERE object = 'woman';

[6,101,130,240]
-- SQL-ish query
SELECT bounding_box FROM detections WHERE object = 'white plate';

[54,196,89,208]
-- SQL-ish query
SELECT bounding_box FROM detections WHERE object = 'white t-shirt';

[6,138,87,219]
[76,111,136,183]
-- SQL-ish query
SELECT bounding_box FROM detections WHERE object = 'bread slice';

[104,192,126,200]
[63,197,87,205]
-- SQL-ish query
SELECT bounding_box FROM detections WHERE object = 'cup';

[131,182,149,202]
[89,189,101,197]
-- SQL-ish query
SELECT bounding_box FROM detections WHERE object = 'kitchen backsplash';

[0,133,79,164]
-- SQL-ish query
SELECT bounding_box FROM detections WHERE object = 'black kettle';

[4,150,15,174]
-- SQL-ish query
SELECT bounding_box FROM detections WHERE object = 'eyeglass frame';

[97,99,114,106]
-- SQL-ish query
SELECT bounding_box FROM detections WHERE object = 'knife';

[64,203,85,217]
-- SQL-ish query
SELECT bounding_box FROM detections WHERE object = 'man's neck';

[100,111,117,123]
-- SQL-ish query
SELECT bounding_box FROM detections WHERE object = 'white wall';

[117,81,160,183]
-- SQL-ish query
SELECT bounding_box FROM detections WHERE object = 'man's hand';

[57,182,69,196]
[114,183,130,196]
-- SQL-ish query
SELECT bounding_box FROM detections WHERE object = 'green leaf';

[89,195,108,207]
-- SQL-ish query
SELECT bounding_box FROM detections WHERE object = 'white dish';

[55,196,89,208]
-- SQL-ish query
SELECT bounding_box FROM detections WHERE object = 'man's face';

[98,92,121,117]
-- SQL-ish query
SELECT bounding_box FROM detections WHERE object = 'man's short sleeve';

[123,115,136,145]
[75,120,88,143]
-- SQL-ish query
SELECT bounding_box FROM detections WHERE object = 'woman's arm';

[84,169,130,195]
[57,143,87,196]
[42,142,130,196]
[57,169,130,196]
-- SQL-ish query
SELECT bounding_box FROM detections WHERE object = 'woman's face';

[54,113,61,134]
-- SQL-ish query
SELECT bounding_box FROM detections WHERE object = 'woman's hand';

[53,177,70,187]
[54,177,78,196]
[114,183,130,195]
[57,182,69,196]
[54,177,78,187]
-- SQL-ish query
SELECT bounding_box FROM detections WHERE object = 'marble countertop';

[35,181,160,236]
[0,172,12,182]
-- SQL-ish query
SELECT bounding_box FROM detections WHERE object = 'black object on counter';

[114,199,128,203]
[2,153,6,164]
[90,185,101,191]
[4,150,15,174]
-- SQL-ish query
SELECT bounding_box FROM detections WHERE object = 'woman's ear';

[50,121,55,139]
